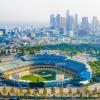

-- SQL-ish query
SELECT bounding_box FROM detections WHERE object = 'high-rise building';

[70,16,74,31]
[92,16,100,33]
[61,17,66,27]
[59,27,64,34]
[66,10,70,32]
[66,10,74,33]
[74,14,78,32]
[66,16,70,32]
[81,17,89,32]
[66,10,70,17]
[55,14,61,29]
[66,15,74,32]
[50,14,56,29]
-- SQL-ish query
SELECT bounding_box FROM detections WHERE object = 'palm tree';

[19,85,23,94]
[51,87,55,96]
[8,50,11,54]
[79,92,83,98]
[94,87,97,95]
[42,87,47,97]
[2,87,7,96]
[76,88,81,96]
[15,90,19,96]
[0,92,3,96]
[68,53,73,59]
[24,92,28,96]
[96,92,100,98]
[33,88,39,96]
[29,49,35,55]
[84,86,89,97]
[88,93,92,98]
[21,48,26,55]
[16,48,19,53]
[27,85,31,96]
[7,92,11,96]
[68,88,73,97]
[36,88,39,94]
[59,86,65,97]
[10,87,15,95]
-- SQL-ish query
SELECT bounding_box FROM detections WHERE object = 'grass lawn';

[21,74,47,82]
[21,73,55,82]
[21,69,73,82]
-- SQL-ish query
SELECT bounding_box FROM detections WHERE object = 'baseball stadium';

[0,53,92,87]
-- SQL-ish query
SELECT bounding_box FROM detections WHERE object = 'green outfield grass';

[21,74,47,82]
[21,69,73,82]
[21,73,55,82]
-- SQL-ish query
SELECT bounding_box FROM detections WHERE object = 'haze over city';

[0,0,100,99]
[0,0,100,24]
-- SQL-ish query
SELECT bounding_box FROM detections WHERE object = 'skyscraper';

[70,16,74,31]
[92,16,100,33]
[61,17,66,27]
[74,14,78,32]
[55,14,61,29]
[81,17,89,32]
[66,10,70,17]
[50,14,56,29]
[66,10,74,33]
[66,10,70,32]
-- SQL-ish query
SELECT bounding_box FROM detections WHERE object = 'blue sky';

[0,0,100,24]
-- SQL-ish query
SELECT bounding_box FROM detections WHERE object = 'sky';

[0,0,100,24]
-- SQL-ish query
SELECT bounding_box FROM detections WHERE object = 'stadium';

[0,53,92,87]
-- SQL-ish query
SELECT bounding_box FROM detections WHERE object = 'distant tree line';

[0,43,100,57]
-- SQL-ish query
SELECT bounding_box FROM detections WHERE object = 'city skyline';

[0,0,100,24]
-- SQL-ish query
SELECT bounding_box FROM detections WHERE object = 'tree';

[21,48,26,55]
[94,87,97,94]
[24,92,28,96]
[33,88,39,96]
[68,53,73,59]
[79,92,83,98]
[15,90,19,96]
[8,50,11,54]
[7,92,11,96]
[2,87,7,96]
[59,86,65,97]
[27,85,31,96]
[68,88,73,97]
[37,78,39,83]
[10,87,15,94]
[19,85,23,94]
[88,93,92,97]
[97,92,100,98]
[0,50,3,56]
[16,48,19,53]
[42,87,47,97]
[76,88,81,96]
[0,92,3,96]
[51,87,55,96]
[29,49,35,55]
[84,86,89,97]
[3,50,6,55]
